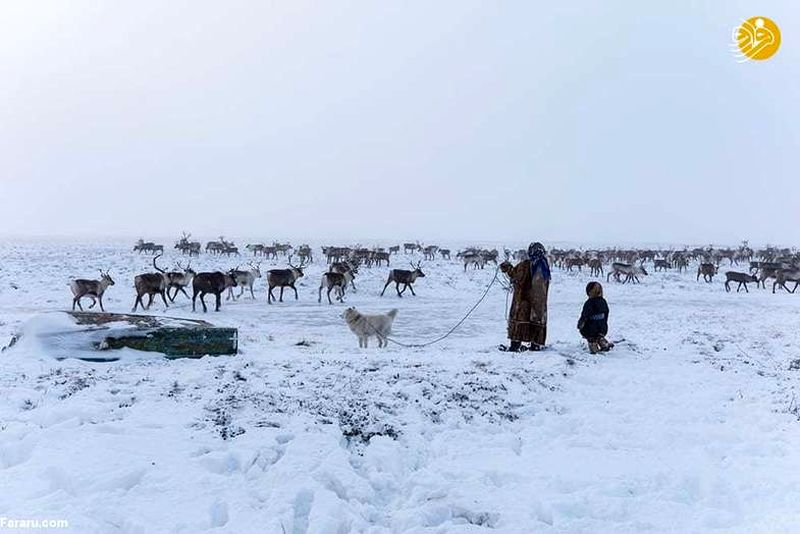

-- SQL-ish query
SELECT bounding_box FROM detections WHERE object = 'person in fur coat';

[499,242,550,352]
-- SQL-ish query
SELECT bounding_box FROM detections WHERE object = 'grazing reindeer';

[165,261,196,302]
[192,272,237,312]
[696,263,717,283]
[389,245,400,255]
[588,258,603,277]
[318,270,354,304]
[70,270,114,312]
[266,257,307,303]
[725,271,759,293]
[439,249,451,260]
[773,268,800,294]
[381,262,426,297]
[607,262,648,284]
[132,255,170,312]
[227,263,262,300]
[423,245,439,261]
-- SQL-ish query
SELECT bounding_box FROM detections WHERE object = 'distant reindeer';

[564,257,583,272]
[227,263,261,300]
[462,253,485,271]
[318,270,354,304]
[439,249,451,260]
[134,239,162,255]
[423,245,438,261]
[165,261,196,302]
[588,258,603,277]
[372,250,390,267]
[192,272,237,312]
[725,271,758,293]
[266,257,307,303]
[132,255,170,312]
[607,262,648,284]
[70,270,114,312]
[381,262,426,297]
[389,245,400,255]
[773,268,800,294]
[296,244,314,263]
[403,242,420,254]
[696,263,717,283]
[653,259,671,272]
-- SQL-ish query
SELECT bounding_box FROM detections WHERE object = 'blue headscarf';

[528,242,551,281]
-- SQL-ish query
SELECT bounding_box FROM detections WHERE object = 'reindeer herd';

[69,238,800,316]
[549,243,800,294]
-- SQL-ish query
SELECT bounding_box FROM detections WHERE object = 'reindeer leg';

[249,285,255,299]
[292,284,299,300]
[396,282,403,297]
[318,285,323,303]
[192,290,198,311]
[98,296,105,312]
[161,290,169,308]
[267,286,274,304]
[199,292,208,313]
[408,284,417,296]
[279,286,285,302]
[215,292,221,311]
[381,280,391,296]
[327,287,333,305]
[74,297,83,311]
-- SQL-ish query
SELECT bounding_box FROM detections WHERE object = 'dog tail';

[387,308,398,319]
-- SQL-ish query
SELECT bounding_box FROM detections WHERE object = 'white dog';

[343,307,398,348]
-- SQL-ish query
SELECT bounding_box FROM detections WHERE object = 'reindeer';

[192,272,237,312]
[318,270,354,304]
[772,268,800,294]
[725,271,759,293]
[132,255,170,312]
[588,258,603,277]
[403,242,420,254]
[165,261,196,302]
[274,242,293,256]
[266,257,307,303]
[462,253,485,271]
[372,250,390,267]
[134,240,162,254]
[70,270,115,312]
[330,261,358,292]
[607,262,648,284]
[696,263,717,283]
[439,249,451,260]
[423,245,439,261]
[381,262,426,297]
[227,263,262,300]
[389,245,400,255]
[653,259,671,272]
[297,244,314,263]
[564,257,584,272]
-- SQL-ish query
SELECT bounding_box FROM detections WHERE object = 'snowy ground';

[1,240,800,533]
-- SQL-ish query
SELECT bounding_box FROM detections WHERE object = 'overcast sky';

[0,1,797,245]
